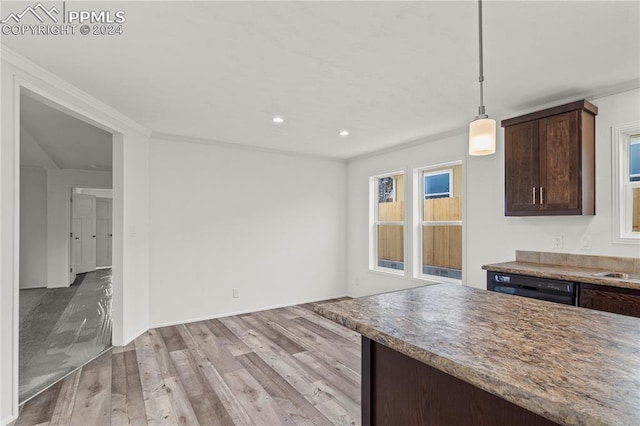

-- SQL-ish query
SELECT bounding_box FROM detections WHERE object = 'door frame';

[12,79,125,412]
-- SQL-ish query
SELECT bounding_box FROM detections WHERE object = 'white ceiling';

[20,94,113,170]
[4,1,639,159]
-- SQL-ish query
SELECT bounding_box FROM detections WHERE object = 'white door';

[96,198,112,268]
[72,193,97,274]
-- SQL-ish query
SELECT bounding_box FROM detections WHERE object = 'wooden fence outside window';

[377,198,462,271]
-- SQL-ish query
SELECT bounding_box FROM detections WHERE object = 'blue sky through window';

[630,138,640,182]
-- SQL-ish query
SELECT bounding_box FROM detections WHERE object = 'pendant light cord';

[477,0,487,118]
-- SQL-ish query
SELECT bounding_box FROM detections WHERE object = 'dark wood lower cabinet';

[362,337,557,426]
[578,284,640,318]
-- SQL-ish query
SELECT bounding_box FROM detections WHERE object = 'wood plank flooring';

[16,298,360,426]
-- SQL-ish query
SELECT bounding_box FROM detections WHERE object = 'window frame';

[612,122,640,244]
[369,171,406,276]
[413,161,464,283]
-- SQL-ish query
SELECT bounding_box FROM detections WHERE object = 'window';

[631,138,640,182]
[629,136,640,232]
[424,169,453,199]
[612,123,640,243]
[415,162,463,281]
[378,176,397,202]
[370,172,405,273]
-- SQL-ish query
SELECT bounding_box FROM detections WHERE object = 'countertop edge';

[314,297,610,426]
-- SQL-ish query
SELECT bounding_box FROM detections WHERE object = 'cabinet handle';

[539,187,544,204]
[532,187,536,205]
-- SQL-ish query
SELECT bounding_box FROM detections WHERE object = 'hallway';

[19,269,113,403]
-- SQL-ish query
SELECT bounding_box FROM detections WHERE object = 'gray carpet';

[19,274,85,371]
[18,288,48,324]
[19,270,112,403]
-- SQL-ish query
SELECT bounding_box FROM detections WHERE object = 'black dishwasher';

[487,271,576,305]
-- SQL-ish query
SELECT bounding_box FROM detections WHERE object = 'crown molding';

[0,46,152,137]
[152,132,347,163]
[347,126,469,163]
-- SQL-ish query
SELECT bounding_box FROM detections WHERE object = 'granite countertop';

[315,284,640,426]
[482,261,640,290]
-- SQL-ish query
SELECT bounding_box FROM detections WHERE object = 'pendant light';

[469,0,496,156]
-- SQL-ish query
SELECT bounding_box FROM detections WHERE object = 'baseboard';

[46,283,70,289]
[18,285,47,290]
[1,413,18,426]
[120,327,148,347]
[150,294,349,329]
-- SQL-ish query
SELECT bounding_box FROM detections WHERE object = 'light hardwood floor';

[16,298,360,426]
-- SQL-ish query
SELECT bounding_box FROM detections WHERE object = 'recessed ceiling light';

[273,116,284,124]
[339,130,349,137]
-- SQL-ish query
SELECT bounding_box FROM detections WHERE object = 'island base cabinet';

[362,337,557,426]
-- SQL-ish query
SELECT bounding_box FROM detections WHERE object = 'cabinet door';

[505,121,539,215]
[579,284,640,318]
[539,111,580,212]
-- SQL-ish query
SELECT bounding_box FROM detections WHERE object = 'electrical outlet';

[580,235,592,250]
[551,236,564,249]
[232,288,239,298]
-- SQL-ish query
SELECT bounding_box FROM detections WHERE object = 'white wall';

[466,89,640,288]
[118,131,150,344]
[19,167,47,289]
[1,58,19,425]
[46,169,112,288]
[347,88,640,297]
[148,136,347,326]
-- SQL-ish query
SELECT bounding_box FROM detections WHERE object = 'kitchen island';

[315,284,640,426]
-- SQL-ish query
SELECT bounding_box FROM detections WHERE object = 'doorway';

[71,188,114,274]
[18,92,114,403]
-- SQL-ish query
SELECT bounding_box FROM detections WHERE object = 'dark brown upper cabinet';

[502,100,597,216]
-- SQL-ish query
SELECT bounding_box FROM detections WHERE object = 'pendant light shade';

[469,0,496,156]
[469,117,496,156]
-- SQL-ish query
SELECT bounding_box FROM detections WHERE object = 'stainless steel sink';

[591,271,640,283]
[592,271,629,279]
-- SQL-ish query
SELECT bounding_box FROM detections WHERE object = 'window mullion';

[422,221,463,226]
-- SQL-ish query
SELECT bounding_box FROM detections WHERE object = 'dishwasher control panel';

[487,271,576,306]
